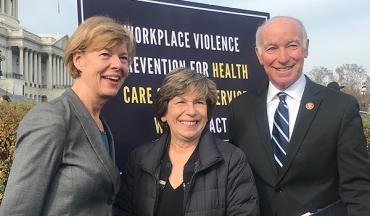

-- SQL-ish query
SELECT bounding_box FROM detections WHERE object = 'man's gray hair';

[255,16,308,51]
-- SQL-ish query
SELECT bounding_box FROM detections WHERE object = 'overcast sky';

[18,0,370,75]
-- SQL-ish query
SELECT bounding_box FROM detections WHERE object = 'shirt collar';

[267,73,306,102]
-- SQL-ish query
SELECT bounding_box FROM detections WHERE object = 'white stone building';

[0,0,71,102]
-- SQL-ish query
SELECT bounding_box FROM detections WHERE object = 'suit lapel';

[65,89,121,194]
[254,88,279,177]
[277,78,322,182]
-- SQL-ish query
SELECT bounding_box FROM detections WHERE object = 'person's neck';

[71,82,106,121]
[170,139,198,152]
[168,139,198,165]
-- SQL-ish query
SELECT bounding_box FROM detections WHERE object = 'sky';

[18,0,370,75]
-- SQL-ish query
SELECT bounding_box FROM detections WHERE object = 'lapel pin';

[305,102,314,110]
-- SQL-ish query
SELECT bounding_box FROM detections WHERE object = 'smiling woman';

[0,16,136,216]
[72,43,130,100]
[113,68,259,216]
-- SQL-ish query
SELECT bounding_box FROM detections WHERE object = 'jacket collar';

[139,130,223,174]
[139,133,169,174]
[253,86,279,177]
[197,130,223,172]
[63,88,121,194]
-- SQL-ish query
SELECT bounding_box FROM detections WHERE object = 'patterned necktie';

[271,92,289,171]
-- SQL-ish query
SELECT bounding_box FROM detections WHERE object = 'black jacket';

[113,131,259,216]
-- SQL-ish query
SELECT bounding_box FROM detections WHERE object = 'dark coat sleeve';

[113,149,137,216]
[226,147,259,216]
[337,96,370,216]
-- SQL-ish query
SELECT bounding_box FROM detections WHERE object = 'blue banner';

[79,0,269,170]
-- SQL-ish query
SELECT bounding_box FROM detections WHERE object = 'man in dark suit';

[229,16,370,216]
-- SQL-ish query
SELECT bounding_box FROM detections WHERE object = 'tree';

[334,64,369,111]
[306,66,334,86]
[0,103,33,203]
[307,64,369,111]
[334,64,368,95]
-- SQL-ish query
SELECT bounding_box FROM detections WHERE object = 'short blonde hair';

[64,16,135,78]
[155,68,218,130]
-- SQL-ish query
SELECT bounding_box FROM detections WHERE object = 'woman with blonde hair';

[0,16,135,216]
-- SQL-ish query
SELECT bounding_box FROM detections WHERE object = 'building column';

[33,52,38,84]
[12,0,16,17]
[61,57,64,86]
[6,0,11,16]
[63,63,67,86]
[47,53,52,89]
[38,53,42,85]
[29,50,33,83]
[1,0,5,14]
[53,56,57,86]
[3,0,7,14]
[14,0,18,19]
[6,47,12,75]
[56,56,60,86]
[18,46,24,78]
[53,56,56,86]
[28,50,32,82]
[61,62,64,86]
[59,57,63,86]
[60,57,64,86]
[32,51,36,83]
[24,49,28,82]
[52,55,56,87]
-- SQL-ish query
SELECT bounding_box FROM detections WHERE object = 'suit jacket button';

[107,198,113,205]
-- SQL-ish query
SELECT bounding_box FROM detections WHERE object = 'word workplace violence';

[126,25,240,52]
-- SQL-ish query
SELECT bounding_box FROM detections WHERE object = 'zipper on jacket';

[183,161,199,215]
[182,158,223,215]
[183,174,197,213]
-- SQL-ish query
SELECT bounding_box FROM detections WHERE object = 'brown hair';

[155,68,217,130]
